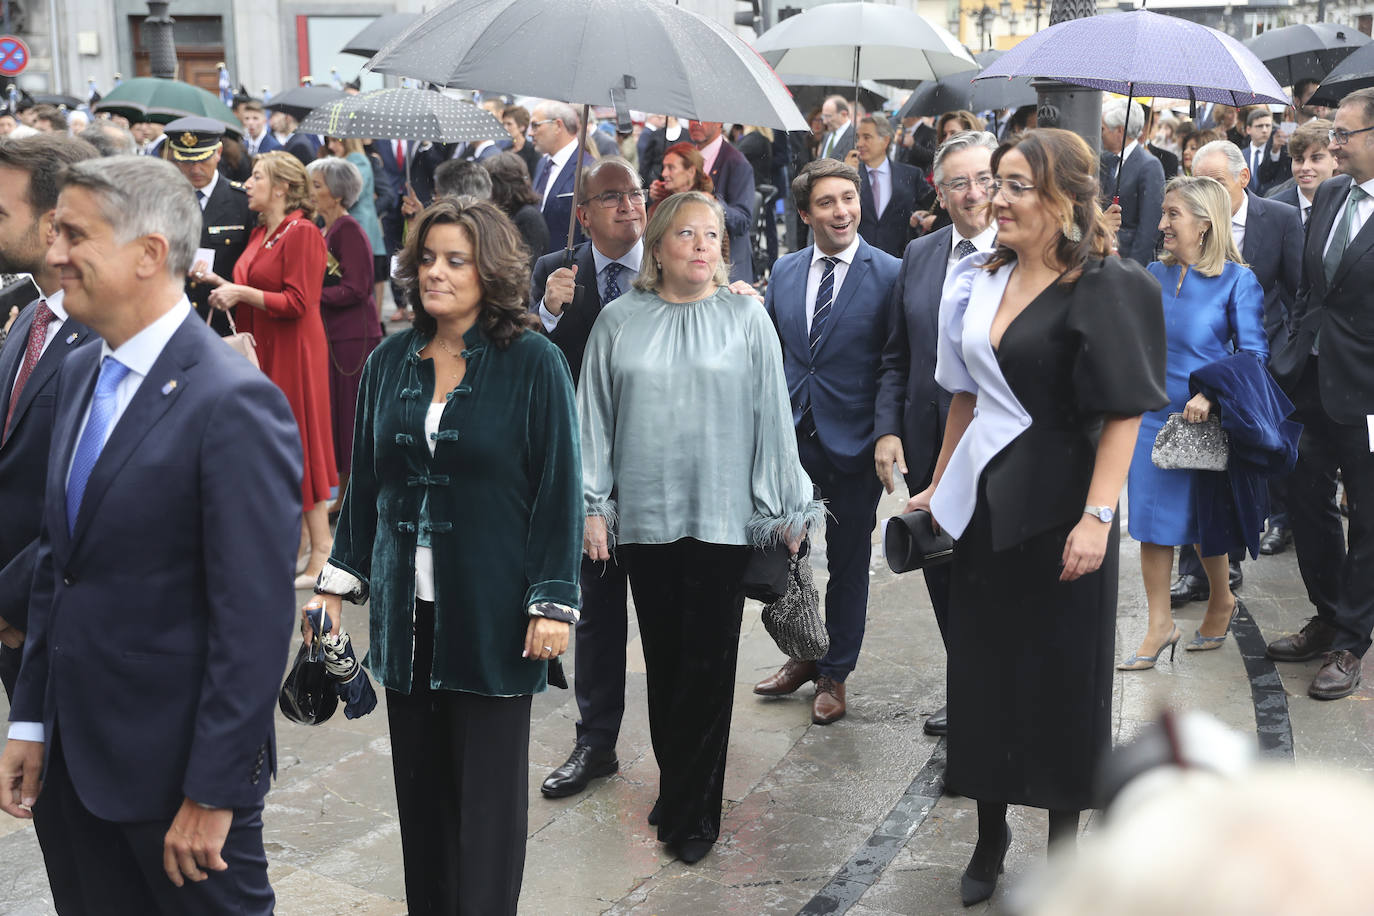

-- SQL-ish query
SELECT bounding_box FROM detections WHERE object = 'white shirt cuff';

[7,722,43,743]
[538,299,563,332]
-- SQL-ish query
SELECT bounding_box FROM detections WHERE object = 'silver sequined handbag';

[1151,412,1229,472]
[760,543,829,661]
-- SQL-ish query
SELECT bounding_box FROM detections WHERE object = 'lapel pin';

[161,380,178,395]
[66,332,78,344]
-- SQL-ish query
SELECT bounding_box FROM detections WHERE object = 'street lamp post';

[144,0,177,80]
[1034,0,1102,154]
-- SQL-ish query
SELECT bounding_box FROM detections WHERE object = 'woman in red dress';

[204,150,337,587]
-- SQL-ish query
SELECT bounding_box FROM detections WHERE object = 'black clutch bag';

[884,509,955,574]
[279,639,338,725]
[741,541,792,604]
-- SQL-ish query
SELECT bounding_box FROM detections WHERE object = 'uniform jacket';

[187,176,252,336]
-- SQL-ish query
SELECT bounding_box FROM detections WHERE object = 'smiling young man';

[757,159,902,724]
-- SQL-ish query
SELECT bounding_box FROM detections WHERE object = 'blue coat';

[764,238,902,475]
[12,312,302,821]
[1190,353,1301,558]
[534,150,595,255]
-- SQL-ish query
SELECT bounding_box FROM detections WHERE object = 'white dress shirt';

[1298,189,1314,226]
[10,297,192,743]
[7,289,67,404]
[195,169,219,211]
[805,234,861,333]
[867,159,891,216]
[541,139,578,208]
[947,224,998,268]
[1230,191,1248,252]
[413,401,446,602]
[538,240,644,332]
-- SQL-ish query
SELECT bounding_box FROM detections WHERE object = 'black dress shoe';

[923,704,948,737]
[540,743,618,799]
[1268,617,1337,662]
[1229,559,1243,591]
[1258,525,1292,555]
[1169,573,1209,607]
[671,838,714,864]
[647,799,661,825]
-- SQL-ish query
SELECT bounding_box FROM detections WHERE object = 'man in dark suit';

[1266,89,1374,700]
[688,119,756,283]
[1242,107,1289,197]
[533,157,646,798]
[818,95,856,161]
[874,130,998,737]
[851,115,922,258]
[233,99,281,158]
[1101,98,1166,266]
[530,102,595,255]
[0,156,301,912]
[0,131,96,916]
[166,118,252,338]
[756,159,902,724]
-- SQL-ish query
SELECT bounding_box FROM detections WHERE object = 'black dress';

[940,257,1168,811]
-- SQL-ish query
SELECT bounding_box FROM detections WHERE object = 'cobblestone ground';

[1,487,1360,914]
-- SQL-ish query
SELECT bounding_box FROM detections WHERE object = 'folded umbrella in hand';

[318,627,378,720]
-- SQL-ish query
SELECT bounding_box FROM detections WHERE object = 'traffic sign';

[0,36,28,76]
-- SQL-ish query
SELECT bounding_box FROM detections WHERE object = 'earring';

[1065,223,1083,243]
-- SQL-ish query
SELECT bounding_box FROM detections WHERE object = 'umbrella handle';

[561,247,585,312]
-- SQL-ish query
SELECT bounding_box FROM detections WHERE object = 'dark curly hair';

[983,128,1113,284]
[482,151,540,215]
[394,197,537,349]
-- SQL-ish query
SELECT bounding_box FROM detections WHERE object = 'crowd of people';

[0,69,1366,916]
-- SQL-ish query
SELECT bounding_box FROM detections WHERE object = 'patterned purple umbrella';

[975,10,1290,108]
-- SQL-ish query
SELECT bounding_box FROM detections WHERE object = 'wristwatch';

[1084,505,1114,523]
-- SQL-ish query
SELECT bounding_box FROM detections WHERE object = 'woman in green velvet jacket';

[306,198,582,916]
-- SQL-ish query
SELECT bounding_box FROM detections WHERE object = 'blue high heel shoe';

[1117,625,1183,671]
[1186,598,1244,651]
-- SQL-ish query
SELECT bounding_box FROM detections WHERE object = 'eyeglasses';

[940,175,994,194]
[990,178,1037,201]
[530,118,557,130]
[581,189,649,209]
[1328,125,1374,146]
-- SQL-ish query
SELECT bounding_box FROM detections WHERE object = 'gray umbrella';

[299,88,505,143]
[366,0,807,251]
[341,13,421,59]
[898,51,1036,121]
[266,85,347,122]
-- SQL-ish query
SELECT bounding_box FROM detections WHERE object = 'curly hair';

[482,151,540,214]
[983,128,1113,284]
[252,150,314,223]
[394,197,537,349]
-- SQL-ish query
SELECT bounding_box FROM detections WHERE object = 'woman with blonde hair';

[1118,175,1267,670]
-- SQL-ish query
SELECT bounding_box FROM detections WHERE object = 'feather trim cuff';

[586,498,619,550]
[315,562,369,604]
[747,498,827,548]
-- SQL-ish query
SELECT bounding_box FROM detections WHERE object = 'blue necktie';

[67,356,130,533]
[533,155,553,198]
[603,262,623,303]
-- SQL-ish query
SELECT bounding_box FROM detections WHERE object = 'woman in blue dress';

[1120,176,1268,670]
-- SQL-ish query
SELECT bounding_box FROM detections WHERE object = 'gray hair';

[535,100,579,134]
[932,130,998,185]
[433,159,492,201]
[633,191,729,293]
[859,115,894,141]
[1193,140,1246,181]
[58,157,199,278]
[306,156,363,209]
[78,121,138,157]
[1102,98,1146,137]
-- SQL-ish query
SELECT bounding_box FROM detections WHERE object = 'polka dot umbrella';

[297,87,503,144]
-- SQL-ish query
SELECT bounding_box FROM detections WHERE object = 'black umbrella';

[898,51,1036,121]
[1309,41,1374,108]
[32,93,83,109]
[1245,23,1370,89]
[342,13,421,59]
[266,85,346,122]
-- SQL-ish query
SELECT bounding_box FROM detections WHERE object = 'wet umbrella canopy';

[266,85,347,122]
[342,12,421,59]
[94,77,243,135]
[898,50,1036,120]
[1245,23,1370,90]
[1309,42,1374,108]
[299,88,506,143]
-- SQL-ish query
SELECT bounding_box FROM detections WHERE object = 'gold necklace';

[434,335,464,382]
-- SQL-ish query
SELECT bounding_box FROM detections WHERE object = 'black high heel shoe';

[961,822,1011,907]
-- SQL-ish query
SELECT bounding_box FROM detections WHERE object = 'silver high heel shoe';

[1117,625,1183,670]
[1185,598,1243,651]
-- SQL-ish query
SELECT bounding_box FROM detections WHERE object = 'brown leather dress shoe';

[812,676,847,724]
[754,658,818,696]
[1310,650,1363,700]
[1267,617,1337,662]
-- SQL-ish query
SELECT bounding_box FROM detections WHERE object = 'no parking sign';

[0,36,28,76]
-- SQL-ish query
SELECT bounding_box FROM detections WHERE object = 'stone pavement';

[0,487,1364,915]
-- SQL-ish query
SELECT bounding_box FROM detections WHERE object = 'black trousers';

[386,599,532,916]
[1288,362,1374,656]
[38,731,273,915]
[798,436,883,681]
[618,539,751,847]
[572,554,630,750]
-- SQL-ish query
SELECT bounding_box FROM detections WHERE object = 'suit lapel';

[1334,189,1374,287]
[67,316,199,552]
[7,317,93,439]
[860,165,878,221]
[0,301,34,420]
[813,241,871,359]
[1307,177,1348,297]
[49,344,99,560]
[780,248,812,355]
[921,227,954,316]
[579,246,603,310]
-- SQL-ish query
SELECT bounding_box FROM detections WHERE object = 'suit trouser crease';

[386,598,531,916]
[572,554,630,750]
[619,539,750,846]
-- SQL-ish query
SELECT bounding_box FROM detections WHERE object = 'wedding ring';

[542,646,552,651]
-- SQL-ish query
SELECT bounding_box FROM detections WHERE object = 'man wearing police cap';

[168,117,251,337]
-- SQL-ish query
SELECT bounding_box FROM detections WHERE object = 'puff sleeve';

[1065,258,1169,416]
[934,254,982,396]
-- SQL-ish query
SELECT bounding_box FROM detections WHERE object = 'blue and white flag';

[218,63,232,106]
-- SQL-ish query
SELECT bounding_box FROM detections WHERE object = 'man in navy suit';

[531,102,595,255]
[757,159,902,724]
[874,130,998,738]
[1241,107,1288,196]
[1100,99,1165,266]
[850,115,922,258]
[688,119,756,283]
[0,156,301,913]
[233,99,281,158]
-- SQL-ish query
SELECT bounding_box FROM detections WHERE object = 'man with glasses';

[1100,98,1165,266]
[874,130,998,738]
[1268,89,1374,700]
[530,101,595,255]
[533,157,647,797]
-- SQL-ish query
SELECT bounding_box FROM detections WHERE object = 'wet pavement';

[0,486,1364,915]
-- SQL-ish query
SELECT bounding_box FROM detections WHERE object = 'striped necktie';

[809,256,839,353]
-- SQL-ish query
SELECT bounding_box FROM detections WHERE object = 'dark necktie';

[603,262,623,303]
[809,257,839,353]
[196,188,207,209]
[955,239,978,260]
[67,356,131,533]
[4,300,56,441]
[1323,185,1367,286]
[534,155,554,199]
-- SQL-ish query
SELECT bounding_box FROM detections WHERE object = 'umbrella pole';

[565,103,590,256]
[1114,83,1134,204]
[852,47,861,128]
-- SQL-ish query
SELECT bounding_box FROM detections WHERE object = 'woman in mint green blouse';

[579,191,822,864]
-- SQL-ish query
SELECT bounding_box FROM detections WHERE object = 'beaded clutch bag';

[1151,413,1229,472]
